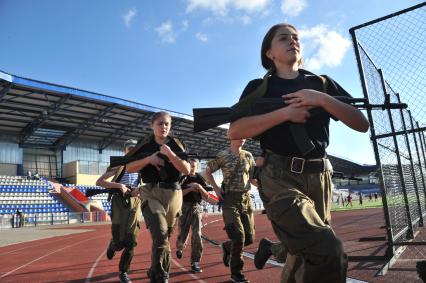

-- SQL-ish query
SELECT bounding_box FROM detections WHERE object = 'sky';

[0,0,423,165]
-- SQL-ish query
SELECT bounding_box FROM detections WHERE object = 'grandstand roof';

[0,69,376,174]
[0,69,260,157]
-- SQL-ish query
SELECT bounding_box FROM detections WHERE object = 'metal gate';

[350,2,426,272]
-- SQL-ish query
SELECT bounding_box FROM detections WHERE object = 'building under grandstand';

[0,69,378,224]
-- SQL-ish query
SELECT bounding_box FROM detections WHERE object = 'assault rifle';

[109,151,200,181]
[85,185,137,202]
[109,152,193,168]
[193,96,407,156]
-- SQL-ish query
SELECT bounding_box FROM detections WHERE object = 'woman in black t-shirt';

[128,111,190,283]
[229,23,369,283]
[175,158,210,273]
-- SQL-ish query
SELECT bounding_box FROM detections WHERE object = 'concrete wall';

[0,163,17,175]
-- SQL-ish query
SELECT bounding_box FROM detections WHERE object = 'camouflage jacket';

[207,148,255,192]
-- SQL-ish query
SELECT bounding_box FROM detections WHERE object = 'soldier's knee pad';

[224,223,243,244]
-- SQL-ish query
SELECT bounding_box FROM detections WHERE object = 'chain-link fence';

[350,2,426,264]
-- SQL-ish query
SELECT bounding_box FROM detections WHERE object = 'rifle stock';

[193,96,407,156]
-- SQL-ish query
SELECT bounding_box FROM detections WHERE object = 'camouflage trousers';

[141,186,182,281]
[110,195,142,272]
[176,201,203,263]
[259,151,347,283]
[222,191,255,275]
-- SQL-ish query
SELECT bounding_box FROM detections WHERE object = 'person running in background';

[175,158,210,273]
[228,23,369,282]
[346,193,353,207]
[96,139,141,283]
[205,137,256,283]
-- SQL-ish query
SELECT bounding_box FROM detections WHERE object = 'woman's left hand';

[284,89,326,108]
[160,144,175,158]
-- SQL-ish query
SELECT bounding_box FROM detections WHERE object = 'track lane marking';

[1,232,96,255]
[85,226,150,282]
[172,258,207,283]
[0,234,107,279]
[85,249,106,283]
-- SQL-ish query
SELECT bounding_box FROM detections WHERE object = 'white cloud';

[155,21,176,44]
[182,20,189,31]
[239,15,252,25]
[299,24,351,71]
[196,32,208,42]
[186,0,269,16]
[123,8,137,28]
[280,0,307,17]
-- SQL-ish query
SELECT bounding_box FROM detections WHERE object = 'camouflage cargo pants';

[176,201,203,263]
[259,152,347,283]
[110,195,142,272]
[222,191,255,275]
[141,186,182,281]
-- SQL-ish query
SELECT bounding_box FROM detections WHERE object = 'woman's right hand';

[119,184,130,195]
[149,152,165,171]
[281,103,311,123]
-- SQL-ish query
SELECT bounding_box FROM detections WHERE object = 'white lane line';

[84,227,150,282]
[0,235,106,279]
[1,232,92,255]
[85,249,106,283]
[172,258,207,283]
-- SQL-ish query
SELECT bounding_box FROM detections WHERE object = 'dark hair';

[261,23,300,71]
[151,111,171,124]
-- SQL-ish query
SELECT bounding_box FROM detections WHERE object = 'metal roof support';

[0,84,11,102]
[98,113,151,152]
[19,94,70,146]
[54,104,117,150]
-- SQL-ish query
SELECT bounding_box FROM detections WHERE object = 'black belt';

[145,182,181,190]
[265,151,332,174]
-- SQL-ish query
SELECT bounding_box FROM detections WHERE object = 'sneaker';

[231,273,250,283]
[106,244,116,260]
[176,249,183,259]
[254,238,273,269]
[221,243,230,267]
[191,262,203,273]
[119,271,132,283]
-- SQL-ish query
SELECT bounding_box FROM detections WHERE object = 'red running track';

[0,209,389,282]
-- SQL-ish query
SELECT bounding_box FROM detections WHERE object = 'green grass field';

[331,197,383,211]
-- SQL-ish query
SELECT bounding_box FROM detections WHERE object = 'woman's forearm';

[321,96,369,132]
[126,157,151,173]
[229,108,290,140]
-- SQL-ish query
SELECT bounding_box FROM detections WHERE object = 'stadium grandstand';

[0,69,377,227]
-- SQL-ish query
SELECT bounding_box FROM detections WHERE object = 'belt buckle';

[290,157,305,174]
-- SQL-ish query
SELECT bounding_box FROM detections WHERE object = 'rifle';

[85,185,137,202]
[193,96,407,156]
[110,151,199,181]
[110,152,192,168]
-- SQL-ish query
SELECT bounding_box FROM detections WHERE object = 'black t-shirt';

[139,136,187,183]
[239,72,351,158]
[180,173,208,204]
